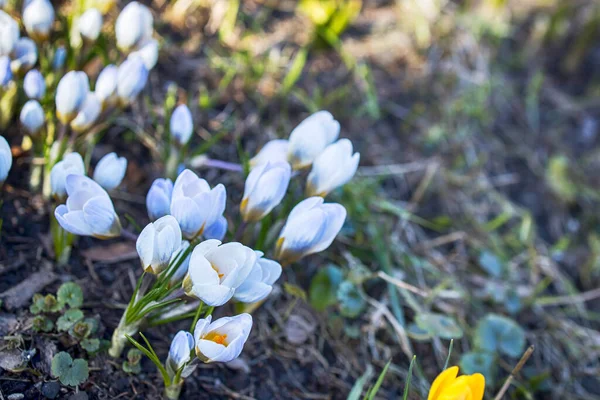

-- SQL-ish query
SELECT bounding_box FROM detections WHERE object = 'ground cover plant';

[1,0,600,399]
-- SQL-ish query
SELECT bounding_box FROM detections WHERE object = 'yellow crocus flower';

[427,366,485,400]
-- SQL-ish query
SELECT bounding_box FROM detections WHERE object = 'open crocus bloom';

[428,366,485,400]
[50,152,85,198]
[136,215,182,274]
[166,330,194,374]
[275,197,346,265]
[233,251,282,303]
[55,175,121,238]
[240,161,291,222]
[306,138,360,197]
[170,169,226,240]
[182,240,256,306]
[287,111,340,169]
[193,314,252,363]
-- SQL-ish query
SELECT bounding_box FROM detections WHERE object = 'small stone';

[41,382,60,399]
[7,394,24,400]
[69,393,88,400]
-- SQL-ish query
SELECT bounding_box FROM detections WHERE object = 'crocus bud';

[0,56,12,87]
[193,314,252,363]
[287,111,340,169]
[275,197,346,265]
[146,178,173,220]
[428,366,485,400]
[170,104,193,146]
[129,38,158,70]
[136,215,182,274]
[54,175,121,238]
[183,240,256,306]
[23,69,45,99]
[306,139,359,197]
[0,11,19,56]
[115,2,153,52]
[117,56,148,105]
[93,152,127,190]
[77,8,103,43]
[0,135,12,182]
[52,46,66,70]
[50,152,85,198]
[71,92,101,132]
[240,161,290,222]
[56,71,89,124]
[11,38,37,74]
[166,331,194,374]
[20,100,45,135]
[23,0,55,42]
[234,251,282,303]
[94,64,118,107]
[203,216,227,241]
[170,169,226,239]
[249,139,288,168]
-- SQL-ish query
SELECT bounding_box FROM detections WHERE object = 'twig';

[377,271,430,297]
[493,345,535,400]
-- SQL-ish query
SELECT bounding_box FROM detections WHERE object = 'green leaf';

[366,360,391,400]
[122,360,142,374]
[30,294,45,314]
[309,264,344,311]
[283,283,307,301]
[337,281,365,318]
[474,314,526,358]
[347,364,373,400]
[546,155,577,203]
[51,351,89,387]
[57,309,84,332]
[407,323,433,341]
[51,352,72,377]
[57,282,84,309]
[459,351,496,386]
[32,315,54,332]
[402,356,417,400]
[415,313,463,340]
[478,251,503,278]
[81,338,100,353]
[69,320,93,340]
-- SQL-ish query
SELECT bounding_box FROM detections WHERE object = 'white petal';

[136,222,156,269]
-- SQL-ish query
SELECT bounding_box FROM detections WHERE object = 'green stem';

[189,302,204,332]
[204,306,215,318]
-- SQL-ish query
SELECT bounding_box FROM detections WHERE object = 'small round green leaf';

[474,314,526,358]
[309,264,344,312]
[415,313,463,339]
[57,309,84,332]
[460,351,496,385]
[57,282,84,309]
[51,352,73,378]
[60,358,89,387]
[337,281,365,318]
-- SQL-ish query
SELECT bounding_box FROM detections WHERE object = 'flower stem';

[108,314,141,358]
[189,302,203,332]
[202,158,243,173]
[164,381,183,400]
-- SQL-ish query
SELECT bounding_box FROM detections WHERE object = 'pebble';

[69,393,88,400]
[7,394,24,400]
[41,382,60,399]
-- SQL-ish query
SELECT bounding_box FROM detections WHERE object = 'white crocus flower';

[146,178,173,221]
[203,216,227,241]
[95,64,118,107]
[20,100,45,135]
[23,69,45,99]
[129,38,158,70]
[78,8,103,43]
[287,111,340,169]
[240,161,291,222]
[182,240,256,306]
[275,197,346,265]
[0,11,19,56]
[115,1,153,52]
[54,175,121,238]
[22,0,54,41]
[306,139,360,197]
[93,152,127,190]
[50,152,85,198]
[233,251,282,303]
[170,104,193,146]
[71,92,101,132]
[166,330,194,374]
[117,56,148,105]
[193,314,252,363]
[0,135,12,183]
[136,215,182,274]
[249,139,289,168]
[170,169,226,239]
[0,56,12,87]
[56,71,89,124]
[11,38,37,74]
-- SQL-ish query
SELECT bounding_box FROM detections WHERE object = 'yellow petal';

[437,376,471,400]
[466,373,485,400]
[428,366,459,400]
